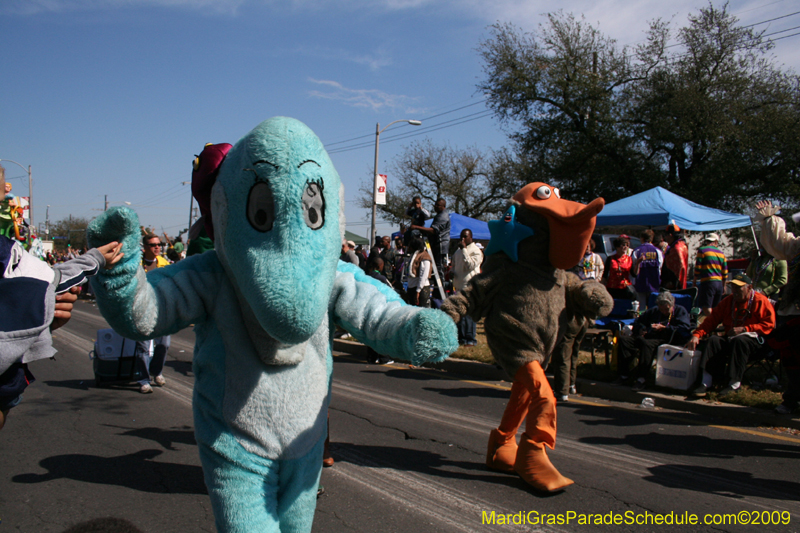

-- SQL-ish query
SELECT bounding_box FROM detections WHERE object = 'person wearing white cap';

[340,240,359,265]
[693,232,728,316]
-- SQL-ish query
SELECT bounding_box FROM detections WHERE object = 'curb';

[333,339,800,432]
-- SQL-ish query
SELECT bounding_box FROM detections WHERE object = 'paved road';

[1,300,799,532]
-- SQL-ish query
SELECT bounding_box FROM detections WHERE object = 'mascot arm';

[332,262,458,366]
[87,207,219,340]
[759,214,800,262]
[440,267,501,324]
[564,272,613,319]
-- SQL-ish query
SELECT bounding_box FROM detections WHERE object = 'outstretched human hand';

[96,241,124,269]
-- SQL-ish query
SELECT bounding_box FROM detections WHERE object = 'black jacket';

[633,304,692,345]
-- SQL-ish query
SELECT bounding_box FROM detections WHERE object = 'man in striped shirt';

[694,233,728,316]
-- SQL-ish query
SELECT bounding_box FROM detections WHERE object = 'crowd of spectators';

[591,211,798,413]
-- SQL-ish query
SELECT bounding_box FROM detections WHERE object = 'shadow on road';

[103,424,197,451]
[570,403,741,429]
[580,432,800,461]
[165,359,193,377]
[645,464,800,501]
[12,449,207,495]
[328,442,563,498]
[42,379,93,391]
[421,386,510,399]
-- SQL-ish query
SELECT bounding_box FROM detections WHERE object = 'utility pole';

[182,181,193,239]
[105,195,108,211]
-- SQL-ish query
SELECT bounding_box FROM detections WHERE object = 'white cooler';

[94,328,139,360]
[655,344,701,390]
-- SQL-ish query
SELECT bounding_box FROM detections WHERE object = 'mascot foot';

[486,429,517,473]
[514,435,573,492]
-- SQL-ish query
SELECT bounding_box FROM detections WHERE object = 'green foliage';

[49,216,91,251]
[359,139,525,224]
[478,4,800,211]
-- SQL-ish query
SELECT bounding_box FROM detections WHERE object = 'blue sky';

[2,0,798,242]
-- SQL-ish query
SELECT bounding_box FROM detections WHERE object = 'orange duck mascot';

[441,183,613,492]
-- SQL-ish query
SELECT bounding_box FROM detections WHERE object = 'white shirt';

[452,242,483,292]
[407,251,431,292]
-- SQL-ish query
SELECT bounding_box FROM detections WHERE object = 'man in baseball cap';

[694,232,728,316]
[686,272,775,398]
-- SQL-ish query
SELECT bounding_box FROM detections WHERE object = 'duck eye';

[536,185,552,200]
[302,181,325,230]
[247,181,275,232]
[553,187,561,199]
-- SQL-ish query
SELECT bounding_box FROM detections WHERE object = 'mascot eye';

[536,185,552,200]
[302,182,325,230]
[553,187,561,199]
[247,181,275,232]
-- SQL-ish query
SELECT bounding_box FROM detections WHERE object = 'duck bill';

[513,185,604,270]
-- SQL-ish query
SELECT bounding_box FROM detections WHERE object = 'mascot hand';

[438,299,463,324]
[578,281,614,319]
[402,308,459,366]
[87,206,144,288]
[754,200,780,222]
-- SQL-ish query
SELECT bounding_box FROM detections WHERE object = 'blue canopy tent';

[595,187,752,230]
[424,212,491,240]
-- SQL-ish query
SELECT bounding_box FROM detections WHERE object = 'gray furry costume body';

[441,182,612,492]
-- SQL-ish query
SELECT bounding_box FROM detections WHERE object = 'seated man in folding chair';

[616,291,692,391]
[685,273,776,398]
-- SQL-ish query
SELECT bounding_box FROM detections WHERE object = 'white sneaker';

[153,375,166,387]
[139,383,153,394]
[569,385,577,395]
[559,395,569,402]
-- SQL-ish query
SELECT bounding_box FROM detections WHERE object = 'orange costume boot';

[487,361,573,492]
[486,375,530,472]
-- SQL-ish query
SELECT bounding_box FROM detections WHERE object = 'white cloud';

[307,78,420,111]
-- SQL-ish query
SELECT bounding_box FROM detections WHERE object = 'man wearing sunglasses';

[136,233,171,392]
[143,234,170,272]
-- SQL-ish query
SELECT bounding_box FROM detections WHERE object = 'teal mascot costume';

[86,117,458,532]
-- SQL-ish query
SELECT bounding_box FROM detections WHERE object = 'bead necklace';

[753,256,774,284]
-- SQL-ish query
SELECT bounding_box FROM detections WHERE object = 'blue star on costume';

[484,205,535,263]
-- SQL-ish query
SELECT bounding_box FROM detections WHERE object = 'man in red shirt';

[686,273,775,397]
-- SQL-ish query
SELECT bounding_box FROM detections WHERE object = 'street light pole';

[182,181,193,239]
[0,159,33,229]
[370,119,421,246]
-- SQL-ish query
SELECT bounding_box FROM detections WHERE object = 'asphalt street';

[1,300,799,532]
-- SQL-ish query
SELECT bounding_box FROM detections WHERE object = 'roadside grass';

[450,322,784,410]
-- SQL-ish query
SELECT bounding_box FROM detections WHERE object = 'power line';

[768,29,800,41]
[327,109,494,155]
[323,99,488,149]
[762,24,800,37]
[742,9,800,27]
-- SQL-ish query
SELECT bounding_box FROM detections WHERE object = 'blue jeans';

[458,315,476,345]
[136,336,170,385]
